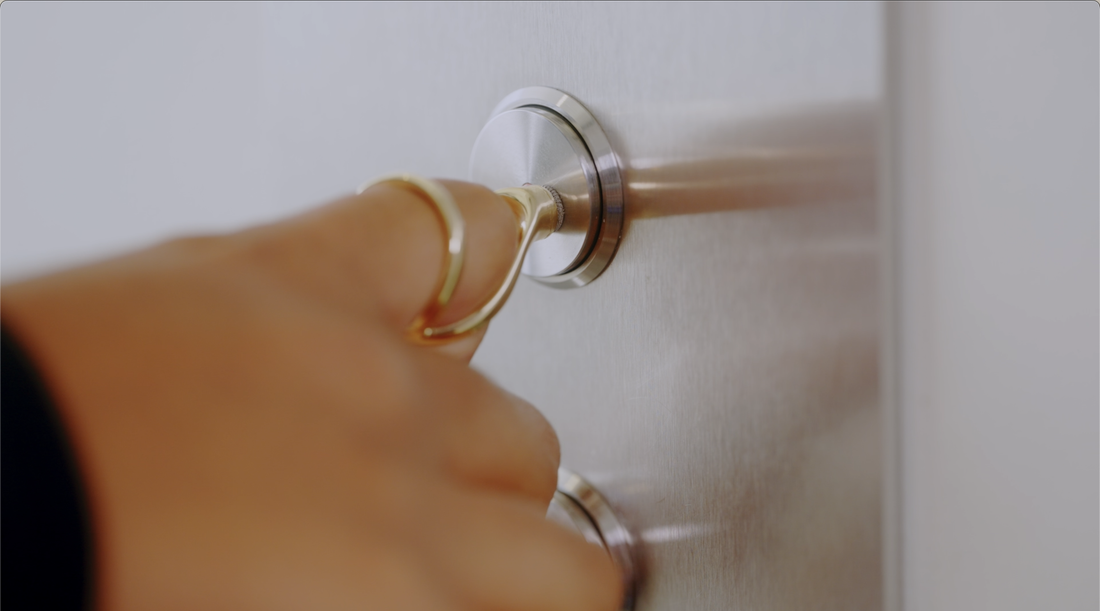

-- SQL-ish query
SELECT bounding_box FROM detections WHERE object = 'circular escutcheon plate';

[548,468,637,609]
[469,87,623,288]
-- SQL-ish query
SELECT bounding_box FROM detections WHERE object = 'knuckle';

[331,330,436,446]
[443,376,561,498]
[510,396,561,493]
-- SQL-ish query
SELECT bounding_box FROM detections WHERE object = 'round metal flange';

[469,87,623,288]
[546,468,637,609]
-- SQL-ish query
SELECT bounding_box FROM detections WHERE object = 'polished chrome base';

[546,468,637,609]
[469,87,624,288]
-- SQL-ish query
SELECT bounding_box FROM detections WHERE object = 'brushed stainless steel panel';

[453,6,883,610]
[3,3,884,609]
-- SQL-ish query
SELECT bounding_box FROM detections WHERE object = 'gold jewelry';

[357,174,465,340]
[358,175,561,344]
[421,185,561,341]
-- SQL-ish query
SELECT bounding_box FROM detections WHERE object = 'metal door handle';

[547,468,638,610]
[359,87,624,345]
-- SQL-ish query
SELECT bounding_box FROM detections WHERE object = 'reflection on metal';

[623,103,877,220]
[547,468,638,610]
[470,86,624,288]
[638,523,716,545]
[474,96,883,611]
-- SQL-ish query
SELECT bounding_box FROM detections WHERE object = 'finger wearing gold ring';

[358,174,561,345]
[357,174,466,343]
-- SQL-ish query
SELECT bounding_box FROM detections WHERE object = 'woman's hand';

[1,180,621,611]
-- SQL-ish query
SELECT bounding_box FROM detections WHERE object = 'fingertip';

[432,490,624,611]
[539,516,625,611]
[508,391,561,470]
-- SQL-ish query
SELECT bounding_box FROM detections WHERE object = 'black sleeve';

[2,328,94,610]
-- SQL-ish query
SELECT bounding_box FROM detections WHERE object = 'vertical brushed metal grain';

[3,3,884,610]
[455,6,884,610]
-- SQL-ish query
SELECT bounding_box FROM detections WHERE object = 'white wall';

[0,3,284,278]
[886,3,1098,610]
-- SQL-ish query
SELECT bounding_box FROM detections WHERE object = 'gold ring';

[416,185,562,342]
[357,174,465,341]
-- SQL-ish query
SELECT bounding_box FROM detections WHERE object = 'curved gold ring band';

[357,174,465,341]
[358,175,560,344]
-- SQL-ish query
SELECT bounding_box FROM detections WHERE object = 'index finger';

[230,179,520,341]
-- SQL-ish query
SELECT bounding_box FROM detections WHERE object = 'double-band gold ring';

[357,174,465,342]
[358,174,561,344]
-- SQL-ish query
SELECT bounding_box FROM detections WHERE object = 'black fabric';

[2,328,93,610]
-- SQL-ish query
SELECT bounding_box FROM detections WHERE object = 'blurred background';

[2,3,1096,610]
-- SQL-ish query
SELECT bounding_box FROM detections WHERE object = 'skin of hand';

[0,180,621,611]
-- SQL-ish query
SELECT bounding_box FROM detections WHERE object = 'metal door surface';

[464,7,883,609]
[3,4,884,609]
